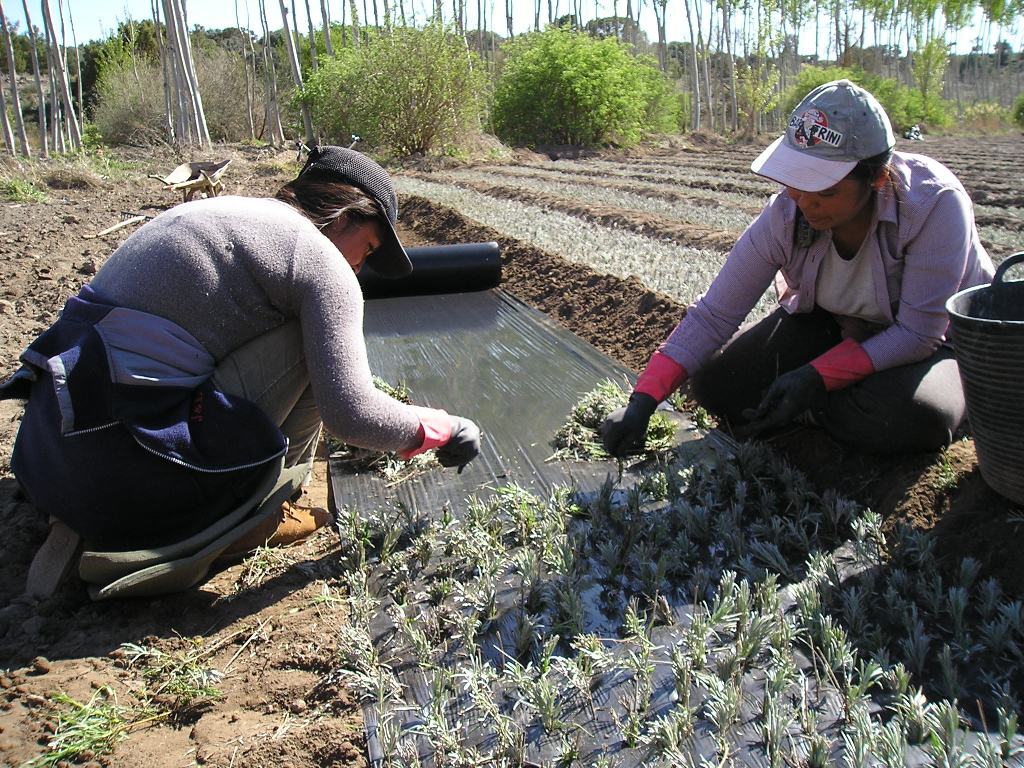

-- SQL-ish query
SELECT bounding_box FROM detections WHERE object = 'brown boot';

[219,501,331,559]
[267,501,332,546]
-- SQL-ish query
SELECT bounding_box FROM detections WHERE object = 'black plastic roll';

[358,241,502,299]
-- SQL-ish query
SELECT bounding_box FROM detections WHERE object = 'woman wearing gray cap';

[2,146,481,596]
[602,80,994,456]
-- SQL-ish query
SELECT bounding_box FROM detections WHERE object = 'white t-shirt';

[814,238,889,325]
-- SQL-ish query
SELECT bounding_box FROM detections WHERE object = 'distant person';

[2,146,481,593]
[602,80,994,457]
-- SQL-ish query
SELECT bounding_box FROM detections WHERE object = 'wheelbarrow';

[149,159,232,202]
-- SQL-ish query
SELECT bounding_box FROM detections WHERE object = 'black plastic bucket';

[946,251,1024,505]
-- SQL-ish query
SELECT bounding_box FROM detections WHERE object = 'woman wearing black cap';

[602,80,994,456]
[2,146,481,595]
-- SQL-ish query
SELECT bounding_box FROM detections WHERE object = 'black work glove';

[740,364,826,437]
[600,392,658,458]
[436,416,481,473]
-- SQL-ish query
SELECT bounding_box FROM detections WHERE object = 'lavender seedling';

[698,669,742,736]
[840,703,877,768]
[884,662,912,697]
[641,705,696,756]
[571,634,614,689]
[891,687,935,744]
[519,670,566,735]
[929,699,968,766]
[976,578,1002,620]
[873,719,909,767]
[551,578,586,639]
[946,586,970,645]
[511,609,542,661]
[843,659,883,723]
[997,707,1024,763]
[804,733,833,768]
[898,619,932,679]
[938,643,960,702]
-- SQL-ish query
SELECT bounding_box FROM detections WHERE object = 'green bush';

[780,65,953,134]
[1014,92,1024,128]
[491,26,681,147]
[297,23,488,156]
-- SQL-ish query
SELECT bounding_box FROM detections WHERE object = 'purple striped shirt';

[659,151,994,375]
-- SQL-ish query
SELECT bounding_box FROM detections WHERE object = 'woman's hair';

[846,148,894,191]
[275,170,383,231]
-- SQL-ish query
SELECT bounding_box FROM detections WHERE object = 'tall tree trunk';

[320,0,334,54]
[152,0,176,143]
[258,0,284,145]
[235,0,256,138]
[0,62,14,154]
[20,0,48,156]
[683,0,701,130]
[279,0,315,144]
[163,0,210,146]
[60,0,83,122]
[40,0,81,149]
[721,0,737,131]
[303,0,319,70]
[45,32,64,152]
[505,0,513,38]
[349,0,361,46]
[162,0,191,143]
[0,0,30,155]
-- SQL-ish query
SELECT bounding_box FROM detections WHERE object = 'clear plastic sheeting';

[331,289,696,513]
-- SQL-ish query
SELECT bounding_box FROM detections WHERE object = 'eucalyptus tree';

[0,49,14,154]
[151,0,176,142]
[235,0,257,139]
[319,0,334,54]
[0,0,30,155]
[257,0,285,146]
[278,0,314,143]
[303,0,318,68]
[19,0,47,156]
[41,0,80,150]
[161,0,210,147]
[682,0,702,129]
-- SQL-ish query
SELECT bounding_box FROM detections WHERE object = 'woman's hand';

[436,416,481,473]
[600,393,658,458]
[740,365,825,436]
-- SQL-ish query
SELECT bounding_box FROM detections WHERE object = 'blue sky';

[6,0,1000,55]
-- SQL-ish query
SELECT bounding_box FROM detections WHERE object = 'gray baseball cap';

[751,79,895,192]
[299,145,413,278]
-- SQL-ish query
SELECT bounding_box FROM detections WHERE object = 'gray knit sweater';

[89,195,423,453]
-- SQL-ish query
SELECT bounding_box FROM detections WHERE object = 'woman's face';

[785,178,874,232]
[326,219,383,274]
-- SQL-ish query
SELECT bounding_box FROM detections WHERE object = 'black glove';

[600,392,658,458]
[436,416,481,473]
[740,365,825,437]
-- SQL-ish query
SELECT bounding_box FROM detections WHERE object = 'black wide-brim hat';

[299,145,413,278]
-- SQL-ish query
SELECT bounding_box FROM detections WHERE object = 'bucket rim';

[946,282,1024,326]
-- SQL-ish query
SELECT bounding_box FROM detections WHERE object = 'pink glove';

[809,338,874,391]
[633,351,689,403]
[399,406,452,459]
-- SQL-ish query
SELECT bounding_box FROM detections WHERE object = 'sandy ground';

[0,136,1021,766]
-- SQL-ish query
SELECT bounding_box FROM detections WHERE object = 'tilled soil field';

[0,134,1021,766]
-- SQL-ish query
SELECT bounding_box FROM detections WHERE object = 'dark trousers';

[690,307,966,454]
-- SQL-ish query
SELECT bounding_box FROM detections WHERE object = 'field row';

[393,176,778,320]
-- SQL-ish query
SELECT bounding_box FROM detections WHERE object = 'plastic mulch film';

[330,288,710,517]
[329,289,1023,767]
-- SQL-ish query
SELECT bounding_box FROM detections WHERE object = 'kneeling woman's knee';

[822,389,959,455]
